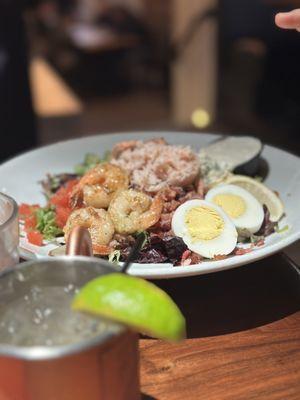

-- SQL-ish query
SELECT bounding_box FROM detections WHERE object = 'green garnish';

[48,175,62,193]
[36,207,63,240]
[134,231,149,250]
[250,234,264,244]
[74,152,111,176]
[108,250,121,264]
[275,224,289,234]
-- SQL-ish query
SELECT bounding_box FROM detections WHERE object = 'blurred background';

[1,0,300,162]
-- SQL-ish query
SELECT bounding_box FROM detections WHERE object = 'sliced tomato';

[49,179,78,208]
[24,214,37,232]
[50,193,69,208]
[19,203,40,219]
[27,231,44,246]
[65,179,78,192]
[55,206,72,229]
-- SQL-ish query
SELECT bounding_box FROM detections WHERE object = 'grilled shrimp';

[64,207,115,255]
[108,189,163,234]
[71,163,129,208]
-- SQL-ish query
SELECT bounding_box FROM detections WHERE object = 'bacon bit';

[256,239,265,247]
[149,230,171,239]
[180,250,192,266]
[190,252,203,264]
[160,186,179,202]
[190,194,205,201]
[213,254,227,261]
[182,259,192,266]
[181,250,191,261]
[234,247,254,256]
[163,200,180,213]
[178,190,203,205]
[196,179,205,199]
[151,212,174,232]
[113,234,135,246]
[161,213,174,231]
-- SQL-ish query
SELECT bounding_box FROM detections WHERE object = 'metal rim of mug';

[0,192,18,231]
[0,256,125,361]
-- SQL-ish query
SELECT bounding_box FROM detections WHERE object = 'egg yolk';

[185,206,224,241]
[212,194,246,219]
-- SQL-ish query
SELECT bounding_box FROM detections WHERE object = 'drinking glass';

[0,192,19,269]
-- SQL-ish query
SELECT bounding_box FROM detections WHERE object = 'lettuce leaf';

[74,152,111,176]
[36,207,63,240]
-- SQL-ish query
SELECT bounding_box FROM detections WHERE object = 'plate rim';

[2,129,300,170]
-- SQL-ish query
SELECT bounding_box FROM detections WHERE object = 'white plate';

[1,132,300,279]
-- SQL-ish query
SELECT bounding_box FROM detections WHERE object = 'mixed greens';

[35,206,63,240]
[74,152,111,176]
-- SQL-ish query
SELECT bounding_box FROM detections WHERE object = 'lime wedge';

[225,175,284,222]
[72,273,186,342]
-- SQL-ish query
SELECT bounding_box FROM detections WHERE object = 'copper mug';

[0,228,140,400]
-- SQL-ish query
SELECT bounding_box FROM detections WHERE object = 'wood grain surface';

[140,254,300,400]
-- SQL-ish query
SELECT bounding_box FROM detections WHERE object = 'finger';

[275,9,300,29]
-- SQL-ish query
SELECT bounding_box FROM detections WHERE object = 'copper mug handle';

[66,226,93,257]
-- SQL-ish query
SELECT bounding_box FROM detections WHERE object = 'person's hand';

[275,9,300,31]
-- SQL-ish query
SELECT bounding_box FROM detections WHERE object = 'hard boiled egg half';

[205,184,264,237]
[172,199,238,259]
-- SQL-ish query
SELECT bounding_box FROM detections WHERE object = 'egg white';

[172,199,238,259]
[205,184,264,236]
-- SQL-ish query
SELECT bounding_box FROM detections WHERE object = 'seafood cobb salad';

[19,137,285,266]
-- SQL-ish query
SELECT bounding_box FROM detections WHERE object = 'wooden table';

[140,253,300,399]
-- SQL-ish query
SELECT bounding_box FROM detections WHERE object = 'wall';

[171,0,218,127]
